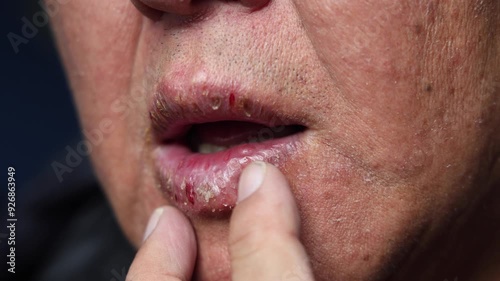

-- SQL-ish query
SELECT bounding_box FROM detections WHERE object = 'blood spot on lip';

[186,183,195,204]
[229,93,236,107]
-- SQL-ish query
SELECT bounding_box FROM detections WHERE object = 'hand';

[126,162,315,281]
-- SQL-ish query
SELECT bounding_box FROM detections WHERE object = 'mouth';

[150,83,308,216]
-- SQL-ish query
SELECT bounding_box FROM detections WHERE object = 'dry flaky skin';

[154,139,301,214]
[49,0,500,280]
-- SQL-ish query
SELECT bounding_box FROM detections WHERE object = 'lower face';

[49,0,499,280]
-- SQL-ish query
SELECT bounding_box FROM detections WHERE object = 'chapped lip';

[150,80,308,216]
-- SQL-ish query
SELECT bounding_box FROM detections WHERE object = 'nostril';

[131,0,271,19]
[130,0,204,17]
[130,0,163,20]
[239,0,271,11]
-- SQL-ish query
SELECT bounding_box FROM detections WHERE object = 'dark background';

[1,1,81,198]
[1,0,103,277]
[1,4,135,280]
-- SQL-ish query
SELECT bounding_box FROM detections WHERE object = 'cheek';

[50,0,142,126]
[292,0,423,164]
[50,6,142,186]
[50,0,159,243]
[50,0,142,172]
[290,6,499,274]
[295,0,495,177]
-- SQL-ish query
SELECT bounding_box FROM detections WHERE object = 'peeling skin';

[155,138,301,215]
[196,184,215,203]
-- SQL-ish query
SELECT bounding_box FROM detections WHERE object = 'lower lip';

[154,134,303,215]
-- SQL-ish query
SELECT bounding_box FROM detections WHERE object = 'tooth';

[198,143,228,154]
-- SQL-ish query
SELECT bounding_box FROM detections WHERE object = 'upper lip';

[149,81,305,143]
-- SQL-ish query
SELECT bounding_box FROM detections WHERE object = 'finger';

[127,206,197,281]
[229,162,315,281]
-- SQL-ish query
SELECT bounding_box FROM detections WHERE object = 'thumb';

[126,206,197,281]
[229,161,315,281]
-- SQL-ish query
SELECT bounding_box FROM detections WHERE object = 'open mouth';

[151,85,307,216]
[180,121,305,154]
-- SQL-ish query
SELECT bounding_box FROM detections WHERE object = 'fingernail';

[238,161,266,203]
[143,207,165,242]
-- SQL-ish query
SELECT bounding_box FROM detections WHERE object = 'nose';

[132,0,271,16]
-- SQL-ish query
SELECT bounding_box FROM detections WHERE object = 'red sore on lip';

[186,183,195,204]
[229,93,236,107]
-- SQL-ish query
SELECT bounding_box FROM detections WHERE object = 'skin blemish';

[414,24,424,36]
[229,92,236,107]
[363,254,370,261]
[425,84,433,92]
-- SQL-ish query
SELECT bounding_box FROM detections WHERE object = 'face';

[50,0,500,280]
